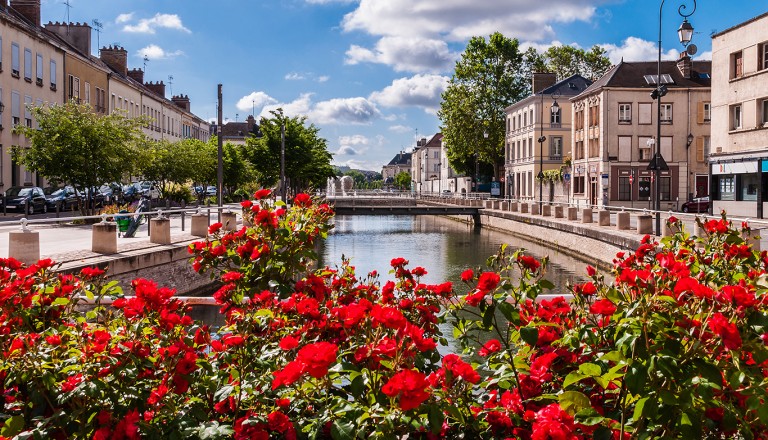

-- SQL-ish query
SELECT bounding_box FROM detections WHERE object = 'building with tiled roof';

[382,151,411,188]
[569,55,711,209]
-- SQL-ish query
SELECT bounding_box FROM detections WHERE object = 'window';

[574,140,584,160]
[589,105,599,127]
[761,99,768,126]
[433,151,439,159]
[11,91,20,126]
[618,136,632,162]
[638,177,651,199]
[550,137,562,159]
[85,82,91,105]
[0,37,3,71]
[638,103,652,124]
[523,112,527,127]
[35,53,43,85]
[696,136,710,162]
[574,176,585,194]
[24,96,32,127]
[761,42,768,71]
[660,104,673,124]
[639,136,653,161]
[742,174,759,201]
[732,51,743,78]
[550,108,561,125]
[698,102,711,123]
[575,110,584,130]
[529,137,533,157]
[731,104,742,130]
[618,177,631,201]
[68,75,80,101]
[50,60,57,89]
[529,110,534,126]
[719,176,735,200]
[619,103,632,123]
[24,48,31,81]
[11,43,20,77]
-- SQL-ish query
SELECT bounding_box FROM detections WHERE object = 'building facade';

[505,73,591,202]
[569,58,711,209]
[709,12,768,218]
[382,152,411,189]
[411,134,443,194]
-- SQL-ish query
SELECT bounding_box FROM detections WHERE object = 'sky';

[40,0,768,172]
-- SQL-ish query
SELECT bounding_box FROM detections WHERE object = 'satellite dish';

[687,44,698,56]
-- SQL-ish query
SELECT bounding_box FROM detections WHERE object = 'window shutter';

[696,137,704,162]
[697,102,705,124]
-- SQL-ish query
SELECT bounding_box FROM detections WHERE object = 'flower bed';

[1,193,767,439]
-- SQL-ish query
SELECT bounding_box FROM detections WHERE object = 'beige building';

[569,57,711,209]
[411,134,443,194]
[505,74,591,202]
[382,151,411,189]
[709,12,768,218]
[0,1,65,188]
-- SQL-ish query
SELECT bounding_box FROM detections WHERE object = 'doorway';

[590,177,597,206]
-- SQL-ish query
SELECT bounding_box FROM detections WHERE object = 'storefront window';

[661,177,671,201]
[742,174,759,201]
[618,177,631,200]
[719,176,735,201]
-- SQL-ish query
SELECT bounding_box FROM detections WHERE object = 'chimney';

[245,114,255,131]
[127,68,144,84]
[145,81,166,98]
[45,22,92,55]
[532,72,558,94]
[677,51,692,79]
[171,94,191,112]
[100,46,128,77]
[10,0,40,26]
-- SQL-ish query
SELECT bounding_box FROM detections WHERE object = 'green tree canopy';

[245,110,335,197]
[540,45,612,81]
[12,101,149,209]
[393,171,412,191]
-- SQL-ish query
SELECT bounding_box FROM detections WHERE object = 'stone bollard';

[150,217,172,245]
[484,200,493,209]
[581,208,593,223]
[492,200,500,210]
[191,213,209,237]
[92,222,117,254]
[637,214,653,235]
[500,201,508,211]
[542,205,551,216]
[221,211,238,232]
[616,211,630,230]
[598,210,611,226]
[510,202,518,212]
[567,207,578,221]
[531,203,540,216]
[520,203,528,213]
[9,221,40,265]
[554,206,564,218]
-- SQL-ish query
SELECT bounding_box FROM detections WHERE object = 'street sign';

[563,173,571,182]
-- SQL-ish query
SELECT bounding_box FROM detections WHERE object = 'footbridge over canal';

[328,197,481,224]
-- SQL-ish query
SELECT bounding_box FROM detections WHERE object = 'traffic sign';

[563,173,571,182]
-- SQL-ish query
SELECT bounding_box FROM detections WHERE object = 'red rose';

[464,290,486,307]
[254,188,272,199]
[461,269,474,282]
[293,193,311,207]
[589,299,616,316]
[221,271,243,283]
[279,336,299,351]
[390,257,408,267]
[208,222,223,234]
[477,272,500,291]
[479,339,501,356]
[296,342,338,378]
[381,369,431,411]
[708,313,742,350]
[81,266,106,278]
[575,282,597,296]
[586,265,596,277]
[517,255,541,271]
[272,360,305,389]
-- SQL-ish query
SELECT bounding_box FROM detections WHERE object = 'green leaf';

[563,371,587,389]
[593,427,614,440]
[497,301,516,323]
[520,327,539,346]
[625,364,647,395]
[632,397,649,421]
[558,391,592,415]
[1,415,24,437]
[758,402,768,424]
[330,420,355,440]
[578,363,602,377]
[429,405,445,435]
[540,279,555,290]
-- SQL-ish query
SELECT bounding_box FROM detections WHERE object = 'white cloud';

[306,0,357,3]
[115,13,134,24]
[285,72,306,81]
[123,13,191,34]
[138,44,184,60]
[339,135,369,146]
[261,94,315,120]
[336,146,361,156]
[317,75,330,83]
[369,74,449,114]
[236,92,279,113]
[310,97,381,125]
[599,37,679,63]
[389,125,412,133]
[346,37,458,73]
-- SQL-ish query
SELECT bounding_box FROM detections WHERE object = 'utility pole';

[280,117,286,202]
[217,84,224,220]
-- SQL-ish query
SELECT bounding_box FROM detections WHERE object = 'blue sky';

[41,1,768,172]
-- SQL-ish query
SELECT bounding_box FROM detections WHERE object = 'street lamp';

[477,131,487,194]
[651,0,696,235]
[538,94,560,212]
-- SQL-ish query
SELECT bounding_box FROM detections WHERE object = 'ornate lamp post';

[538,94,560,212]
[651,0,696,235]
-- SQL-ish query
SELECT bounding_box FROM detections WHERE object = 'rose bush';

[0,192,766,439]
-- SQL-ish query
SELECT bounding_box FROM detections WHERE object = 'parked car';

[138,181,160,199]
[681,196,710,213]
[3,186,48,215]
[44,186,78,211]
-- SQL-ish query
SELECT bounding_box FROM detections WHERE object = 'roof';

[572,60,711,100]
[220,117,259,138]
[711,10,768,38]
[386,152,412,166]
[423,133,443,149]
[506,74,593,111]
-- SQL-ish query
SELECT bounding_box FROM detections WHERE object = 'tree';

[136,139,196,199]
[12,101,149,212]
[245,110,335,197]
[222,142,255,196]
[393,171,412,191]
[542,45,612,81]
[438,33,529,183]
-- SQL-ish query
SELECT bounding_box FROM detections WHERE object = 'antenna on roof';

[168,75,174,96]
[63,0,73,32]
[92,19,103,55]
[143,55,149,72]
